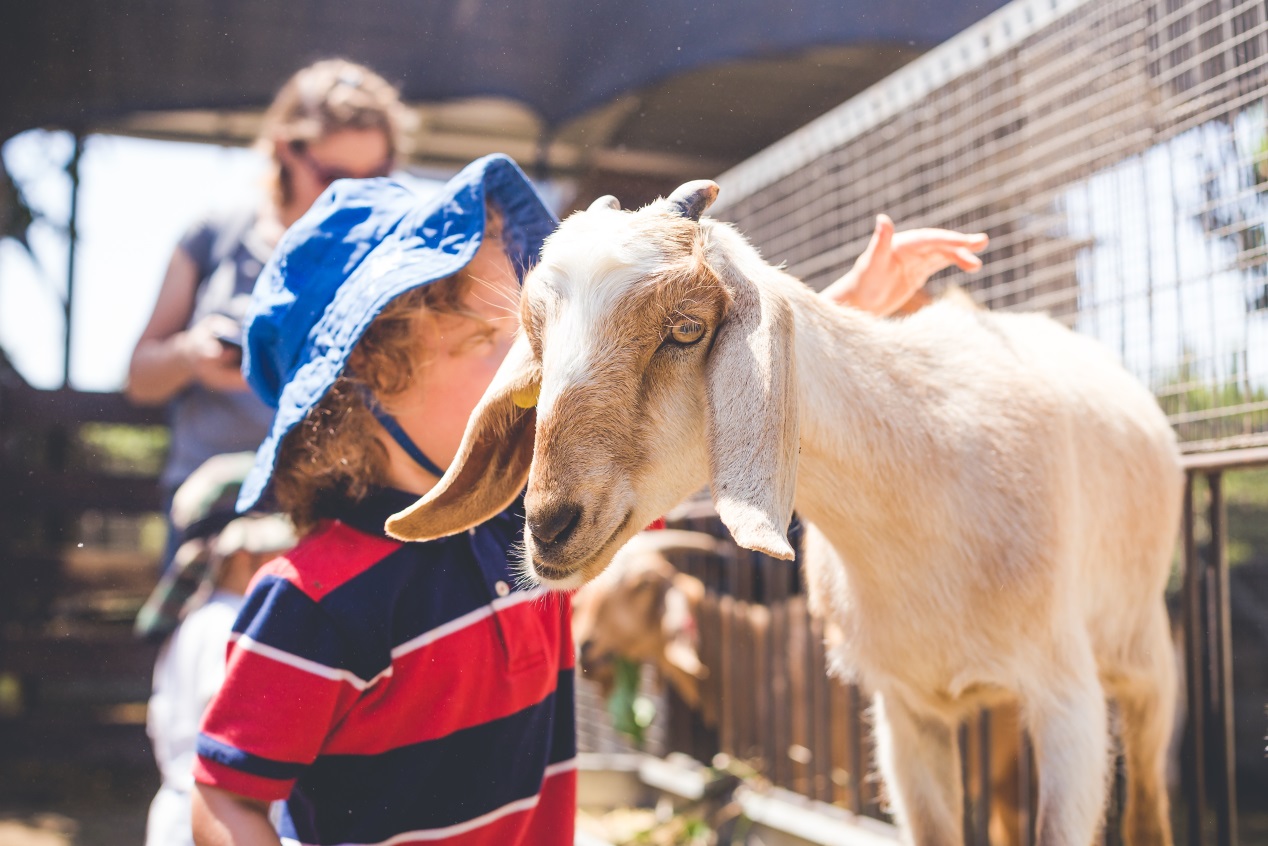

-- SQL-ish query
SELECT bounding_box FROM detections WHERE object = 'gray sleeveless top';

[162,210,277,494]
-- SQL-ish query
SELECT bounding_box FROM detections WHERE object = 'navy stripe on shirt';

[197,733,308,782]
[236,500,529,686]
[277,669,576,844]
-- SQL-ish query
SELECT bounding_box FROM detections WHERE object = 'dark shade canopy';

[2,0,1010,201]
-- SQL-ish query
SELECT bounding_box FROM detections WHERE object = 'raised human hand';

[823,215,989,316]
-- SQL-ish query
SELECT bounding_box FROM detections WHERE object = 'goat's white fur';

[386,187,1181,846]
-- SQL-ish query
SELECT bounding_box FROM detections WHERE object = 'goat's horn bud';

[588,195,620,212]
[666,180,720,221]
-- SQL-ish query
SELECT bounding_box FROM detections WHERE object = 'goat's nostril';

[528,502,582,546]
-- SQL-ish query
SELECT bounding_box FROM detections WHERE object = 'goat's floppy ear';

[385,332,539,542]
[701,238,799,560]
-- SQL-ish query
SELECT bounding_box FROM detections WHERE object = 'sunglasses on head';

[289,140,394,184]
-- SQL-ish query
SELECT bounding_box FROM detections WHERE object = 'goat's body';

[745,247,1181,844]
[787,286,1180,700]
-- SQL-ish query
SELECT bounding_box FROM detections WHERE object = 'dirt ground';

[0,710,155,846]
[0,545,160,846]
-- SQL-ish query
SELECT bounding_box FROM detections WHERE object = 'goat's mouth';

[527,508,633,590]
[529,559,582,585]
[578,647,614,676]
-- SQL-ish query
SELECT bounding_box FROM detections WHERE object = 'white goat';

[386,183,1182,846]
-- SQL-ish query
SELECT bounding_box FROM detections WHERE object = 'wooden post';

[62,131,84,388]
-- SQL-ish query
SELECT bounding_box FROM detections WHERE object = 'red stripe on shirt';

[252,521,401,602]
[518,765,577,846]
[554,594,575,672]
[201,639,362,776]
[322,600,565,754]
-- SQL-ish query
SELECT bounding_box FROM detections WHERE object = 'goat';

[572,528,722,727]
[386,182,1183,846]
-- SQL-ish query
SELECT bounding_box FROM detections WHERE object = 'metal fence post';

[1182,472,1207,846]
[1205,473,1238,846]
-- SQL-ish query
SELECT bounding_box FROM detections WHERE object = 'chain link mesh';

[717,0,1268,452]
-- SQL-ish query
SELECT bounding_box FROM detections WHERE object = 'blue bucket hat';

[236,153,558,513]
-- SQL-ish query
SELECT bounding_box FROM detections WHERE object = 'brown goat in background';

[572,529,724,729]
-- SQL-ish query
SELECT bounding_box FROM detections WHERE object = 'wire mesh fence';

[714,0,1268,454]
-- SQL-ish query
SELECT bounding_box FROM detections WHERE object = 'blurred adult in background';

[125,58,410,569]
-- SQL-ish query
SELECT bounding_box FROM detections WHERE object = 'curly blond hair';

[271,210,505,534]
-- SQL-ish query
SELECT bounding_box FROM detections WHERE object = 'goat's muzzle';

[522,380,643,586]
[527,500,582,548]
[523,489,634,589]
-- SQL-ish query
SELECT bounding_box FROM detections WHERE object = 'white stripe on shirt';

[279,759,578,846]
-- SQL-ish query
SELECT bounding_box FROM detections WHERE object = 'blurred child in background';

[143,452,295,846]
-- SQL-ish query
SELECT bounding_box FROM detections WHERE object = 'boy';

[192,155,568,845]
[192,154,985,845]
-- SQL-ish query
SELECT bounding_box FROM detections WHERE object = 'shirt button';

[494,580,510,597]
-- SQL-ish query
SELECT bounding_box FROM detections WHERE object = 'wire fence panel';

[714,0,1268,454]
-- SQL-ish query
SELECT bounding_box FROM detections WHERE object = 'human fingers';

[183,329,225,363]
[196,355,249,392]
[909,243,982,274]
[193,312,241,336]
[952,247,984,272]
[857,214,895,269]
[871,214,895,257]
[892,228,987,252]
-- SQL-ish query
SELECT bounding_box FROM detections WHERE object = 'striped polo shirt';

[193,488,576,846]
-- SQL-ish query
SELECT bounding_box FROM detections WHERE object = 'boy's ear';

[385,333,539,542]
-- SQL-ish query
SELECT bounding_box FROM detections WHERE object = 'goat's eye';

[668,317,705,346]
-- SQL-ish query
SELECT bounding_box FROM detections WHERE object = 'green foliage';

[77,423,169,476]
[607,657,656,746]
[1154,352,1268,448]
[1155,353,1268,568]
[1226,468,1268,567]
[1174,470,1268,575]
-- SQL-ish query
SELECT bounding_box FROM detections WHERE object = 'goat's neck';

[704,222,940,564]
[774,274,942,551]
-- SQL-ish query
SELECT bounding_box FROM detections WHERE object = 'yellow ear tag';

[511,383,540,409]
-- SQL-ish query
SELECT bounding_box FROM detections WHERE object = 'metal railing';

[1178,447,1268,846]
[0,369,165,704]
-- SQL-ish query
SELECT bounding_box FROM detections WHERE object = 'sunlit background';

[3,0,1268,843]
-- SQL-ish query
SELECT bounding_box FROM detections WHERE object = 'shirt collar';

[331,487,523,541]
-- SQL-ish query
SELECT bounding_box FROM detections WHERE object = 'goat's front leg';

[1108,602,1177,846]
[873,690,963,846]
[1023,649,1110,846]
